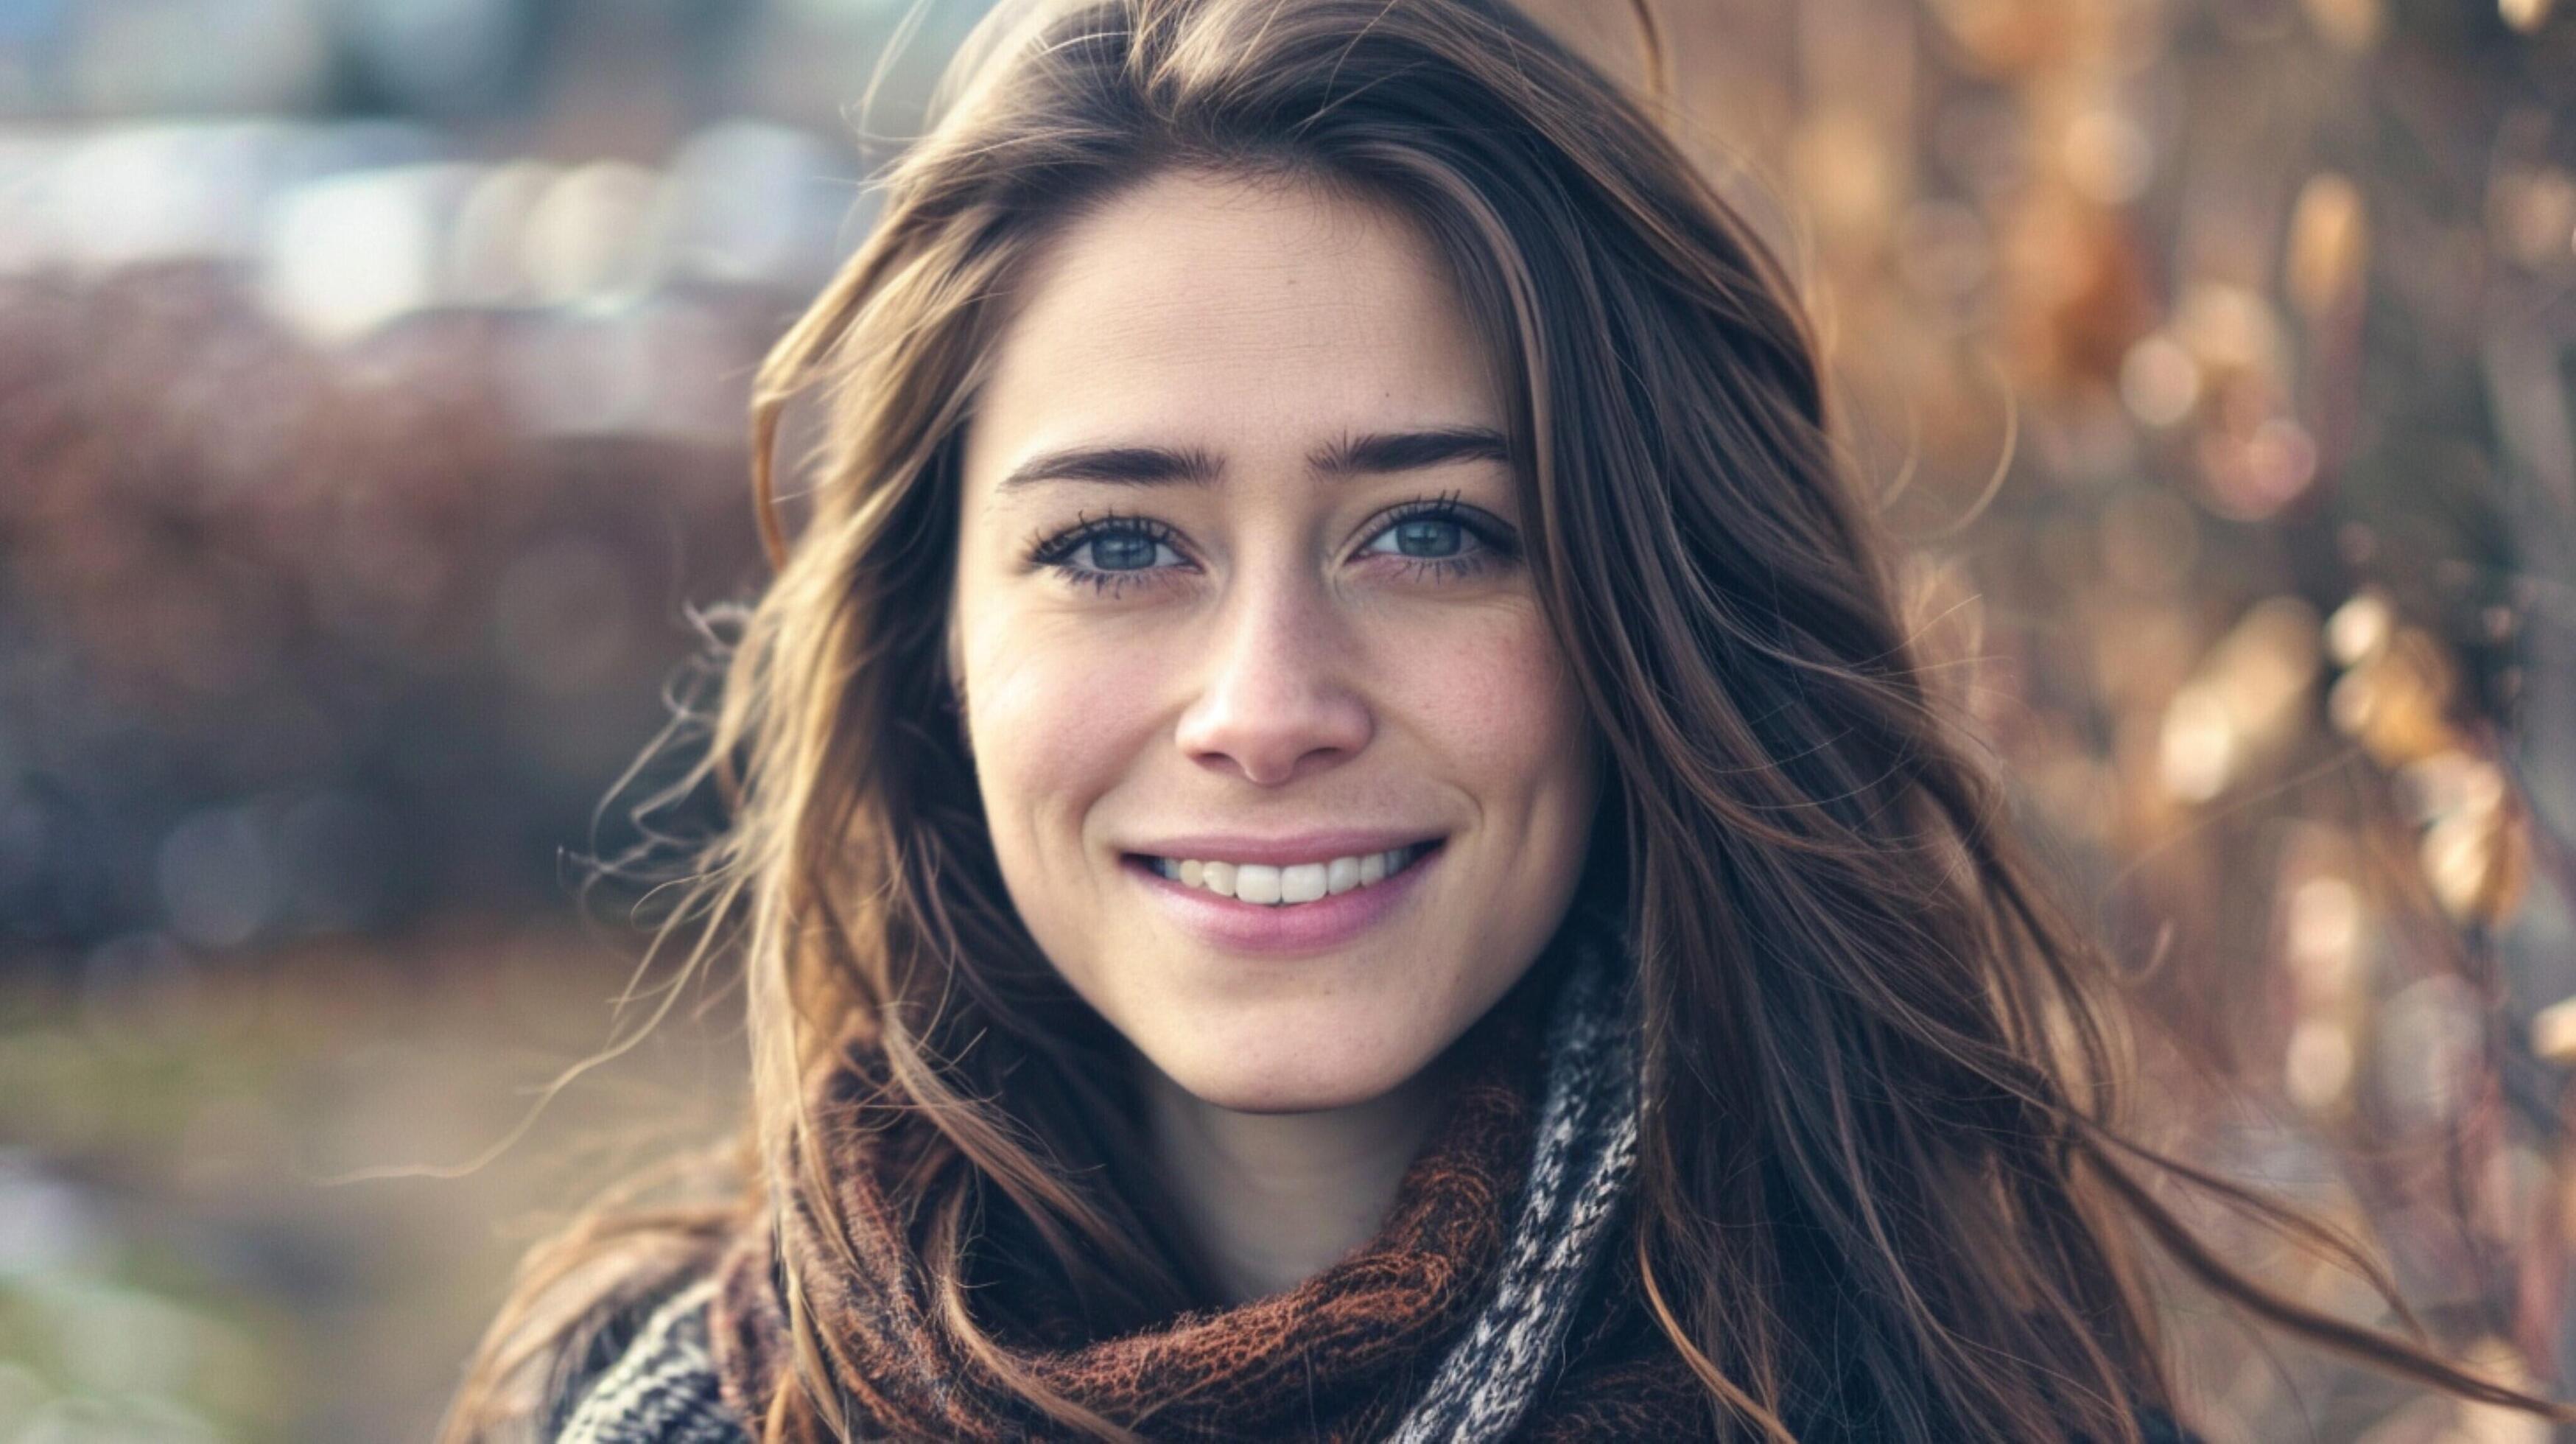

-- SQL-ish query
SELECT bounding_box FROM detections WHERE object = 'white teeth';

[1281,863,1327,902]
[1235,863,1282,905]
[1148,843,1428,905]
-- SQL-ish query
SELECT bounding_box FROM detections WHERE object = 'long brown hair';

[440,1,2576,1439]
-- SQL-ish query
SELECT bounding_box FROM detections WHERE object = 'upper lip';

[1124,829,1447,867]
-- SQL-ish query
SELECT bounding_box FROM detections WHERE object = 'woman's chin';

[1140,1020,1432,1115]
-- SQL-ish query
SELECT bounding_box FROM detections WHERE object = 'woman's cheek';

[1397,602,1575,776]
[967,616,1162,872]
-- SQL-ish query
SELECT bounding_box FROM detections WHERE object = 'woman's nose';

[1171,574,1372,787]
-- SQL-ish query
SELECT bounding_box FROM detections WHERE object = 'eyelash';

[1025,492,1520,597]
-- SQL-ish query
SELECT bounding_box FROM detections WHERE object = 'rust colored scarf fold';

[703,945,1703,1443]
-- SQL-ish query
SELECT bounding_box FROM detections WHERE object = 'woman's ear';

[943,611,967,715]
[942,611,972,765]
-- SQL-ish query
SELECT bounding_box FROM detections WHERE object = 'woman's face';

[949,168,1596,1113]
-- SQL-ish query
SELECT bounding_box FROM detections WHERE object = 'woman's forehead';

[961,169,1506,500]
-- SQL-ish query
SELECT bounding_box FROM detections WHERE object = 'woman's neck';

[1138,1053,1459,1306]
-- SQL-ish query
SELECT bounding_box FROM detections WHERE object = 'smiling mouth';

[1125,839,1442,906]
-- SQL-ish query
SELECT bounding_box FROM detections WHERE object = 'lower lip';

[1123,842,1445,956]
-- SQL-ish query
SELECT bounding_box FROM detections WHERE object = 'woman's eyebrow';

[995,425,1508,492]
[1311,424,1509,477]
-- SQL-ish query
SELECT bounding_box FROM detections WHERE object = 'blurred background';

[0,0,2570,1439]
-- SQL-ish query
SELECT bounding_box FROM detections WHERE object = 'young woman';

[441,1,2576,1440]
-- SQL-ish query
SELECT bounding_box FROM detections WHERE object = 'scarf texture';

[698,929,1712,1442]
[547,929,2207,1444]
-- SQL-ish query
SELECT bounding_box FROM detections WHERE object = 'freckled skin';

[949,169,1597,1115]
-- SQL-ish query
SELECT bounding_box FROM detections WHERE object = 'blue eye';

[1364,514,1470,559]
[1074,529,1183,572]
[1027,508,1191,595]
[1358,496,1517,581]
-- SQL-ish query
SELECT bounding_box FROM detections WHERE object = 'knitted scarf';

[548,933,2207,1444]
[698,930,1711,1442]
